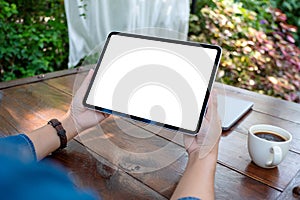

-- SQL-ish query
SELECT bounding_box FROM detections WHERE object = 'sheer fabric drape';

[64,0,190,67]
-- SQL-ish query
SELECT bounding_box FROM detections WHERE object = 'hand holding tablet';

[83,32,222,135]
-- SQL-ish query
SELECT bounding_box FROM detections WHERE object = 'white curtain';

[64,0,190,67]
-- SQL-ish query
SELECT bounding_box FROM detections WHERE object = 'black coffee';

[254,131,286,142]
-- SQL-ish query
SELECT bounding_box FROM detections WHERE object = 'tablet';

[217,95,253,131]
[83,32,222,135]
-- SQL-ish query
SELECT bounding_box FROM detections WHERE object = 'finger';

[209,90,219,117]
[75,69,94,99]
[211,89,218,105]
[81,69,94,88]
[103,113,111,118]
[205,93,214,120]
[183,134,196,151]
[211,89,221,123]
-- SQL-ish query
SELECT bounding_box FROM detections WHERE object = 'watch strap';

[48,119,67,150]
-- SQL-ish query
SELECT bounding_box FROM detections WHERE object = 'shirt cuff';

[0,134,37,162]
[19,134,37,161]
[178,197,201,200]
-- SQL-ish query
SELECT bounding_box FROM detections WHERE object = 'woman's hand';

[171,91,222,200]
[184,90,222,159]
[28,69,109,160]
[64,69,109,137]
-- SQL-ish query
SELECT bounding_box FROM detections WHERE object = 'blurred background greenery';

[0,0,68,81]
[0,0,299,102]
[189,0,300,102]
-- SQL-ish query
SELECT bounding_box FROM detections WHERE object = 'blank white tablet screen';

[86,34,218,132]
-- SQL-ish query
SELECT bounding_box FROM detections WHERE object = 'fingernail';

[89,69,94,75]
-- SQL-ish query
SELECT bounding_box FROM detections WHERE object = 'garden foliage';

[189,0,300,102]
[0,0,299,103]
[0,0,68,81]
[271,0,300,47]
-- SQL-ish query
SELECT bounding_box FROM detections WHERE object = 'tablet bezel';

[83,31,222,135]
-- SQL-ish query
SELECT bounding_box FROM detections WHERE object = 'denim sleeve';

[0,134,37,162]
[0,134,99,200]
[178,197,201,200]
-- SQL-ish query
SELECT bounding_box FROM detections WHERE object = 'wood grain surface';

[277,170,300,200]
[0,70,299,199]
[47,140,167,200]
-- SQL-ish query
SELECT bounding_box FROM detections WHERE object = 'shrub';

[0,0,68,81]
[189,0,300,102]
[270,0,300,47]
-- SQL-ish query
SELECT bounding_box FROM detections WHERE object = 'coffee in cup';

[248,124,292,168]
[254,131,287,142]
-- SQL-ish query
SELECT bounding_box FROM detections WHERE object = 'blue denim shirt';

[0,134,97,200]
[0,134,200,200]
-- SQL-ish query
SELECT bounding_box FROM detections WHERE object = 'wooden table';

[1,67,300,200]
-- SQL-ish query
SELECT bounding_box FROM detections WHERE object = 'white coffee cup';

[248,124,292,168]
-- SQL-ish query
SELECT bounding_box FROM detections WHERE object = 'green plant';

[270,0,300,47]
[189,0,300,102]
[0,0,68,81]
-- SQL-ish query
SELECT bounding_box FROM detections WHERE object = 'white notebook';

[217,95,253,130]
